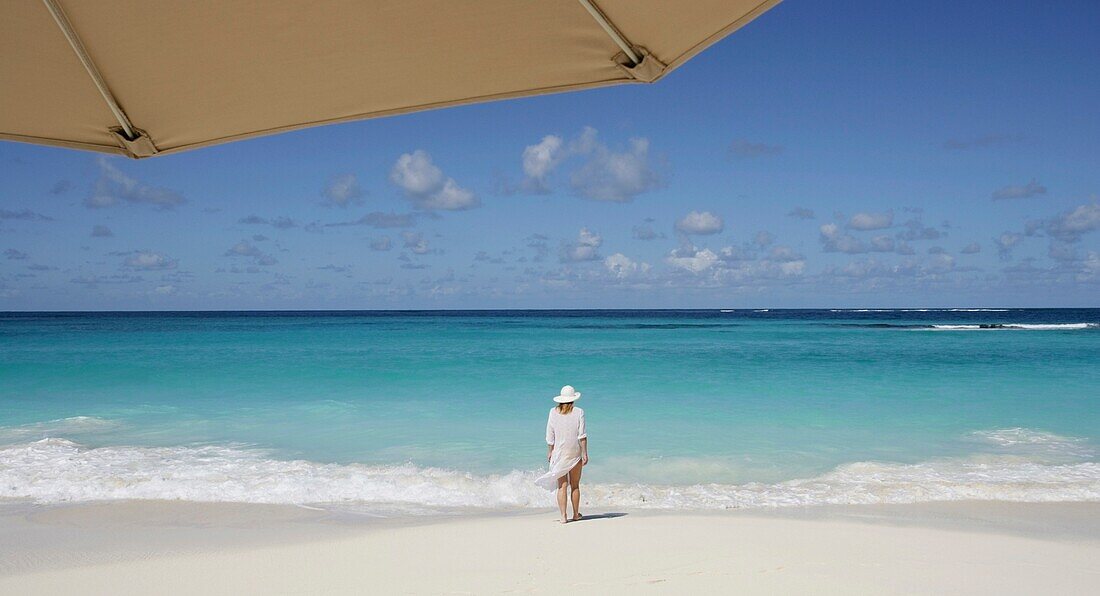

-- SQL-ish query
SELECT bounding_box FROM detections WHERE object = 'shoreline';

[2,501,1097,594]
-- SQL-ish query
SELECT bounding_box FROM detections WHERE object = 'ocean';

[1,309,1098,515]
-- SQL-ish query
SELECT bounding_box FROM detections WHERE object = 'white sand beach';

[1,501,1097,595]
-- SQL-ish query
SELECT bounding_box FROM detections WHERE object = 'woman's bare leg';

[568,462,583,520]
[556,475,569,523]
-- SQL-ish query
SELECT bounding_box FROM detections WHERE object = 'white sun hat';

[553,385,581,403]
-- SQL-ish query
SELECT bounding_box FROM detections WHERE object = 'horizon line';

[3,306,1097,314]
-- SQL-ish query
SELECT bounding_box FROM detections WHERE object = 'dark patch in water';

[560,323,736,330]
[832,323,931,329]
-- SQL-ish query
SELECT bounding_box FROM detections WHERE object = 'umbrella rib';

[40,0,137,140]
[577,0,641,65]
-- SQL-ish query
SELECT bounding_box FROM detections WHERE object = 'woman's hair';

[557,402,574,415]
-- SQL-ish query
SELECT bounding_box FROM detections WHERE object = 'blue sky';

[2,0,1098,310]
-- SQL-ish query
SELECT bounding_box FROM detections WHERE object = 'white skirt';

[535,444,581,490]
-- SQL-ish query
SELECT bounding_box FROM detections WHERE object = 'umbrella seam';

[0,133,125,156]
[40,0,137,141]
[577,0,641,66]
[661,0,783,74]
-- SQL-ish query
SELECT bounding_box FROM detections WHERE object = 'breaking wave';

[1,428,1096,514]
[838,323,1097,331]
[927,323,1097,331]
[0,416,122,443]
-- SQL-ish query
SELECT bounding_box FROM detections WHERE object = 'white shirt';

[536,406,587,489]
[545,407,586,454]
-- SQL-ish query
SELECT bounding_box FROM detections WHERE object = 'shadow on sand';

[570,512,628,523]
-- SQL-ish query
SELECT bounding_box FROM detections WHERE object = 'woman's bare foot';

[572,513,583,521]
[559,517,569,524]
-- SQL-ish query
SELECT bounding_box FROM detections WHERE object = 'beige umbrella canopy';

[1,0,779,159]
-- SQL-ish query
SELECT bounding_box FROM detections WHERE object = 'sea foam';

[927,323,1096,331]
[0,416,122,443]
[1,429,1096,514]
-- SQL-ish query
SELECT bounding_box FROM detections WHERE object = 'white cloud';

[70,274,143,287]
[571,126,600,154]
[401,231,433,255]
[0,209,53,221]
[848,211,894,231]
[833,259,893,279]
[718,245,749,262]
[604,253,650,279]
[513,127,660,202]
[1077,251,1100,282]
[961,242,981,254]
[322,174,364,207]
[992,180,1046,200]
[665,246,719,273]
[768,245,804,262]
[522,234,550,263]
[328,211,418,229]
[827,255,959,281]
[1047,241,1078,262]
[676,211,724,235]
[226,242,262,257]
[123,251,177,271]
[390,150,478,210]
[897,218,942,241]
[520,135,564,193]
[995,232,1023,260]
[819,223,866,254]
[787,207,815,220]
[560,228,602,262]
[870,234,896,252]
[1033,202,1100,242]
[224,241,277,266]
[662,239,807,284]
[86,157,185,209]
[391,151,444,196]
[239,215,298,229]
[776,260,806,276]
[753,231,775,248]
[569,128,660,202]
[631,224,660,240]
[431,179,478,210]
[927,253,955,272]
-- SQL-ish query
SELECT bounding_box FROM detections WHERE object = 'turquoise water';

[1,310,1098,512]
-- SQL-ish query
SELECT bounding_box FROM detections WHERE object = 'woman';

[535,385,588,523]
